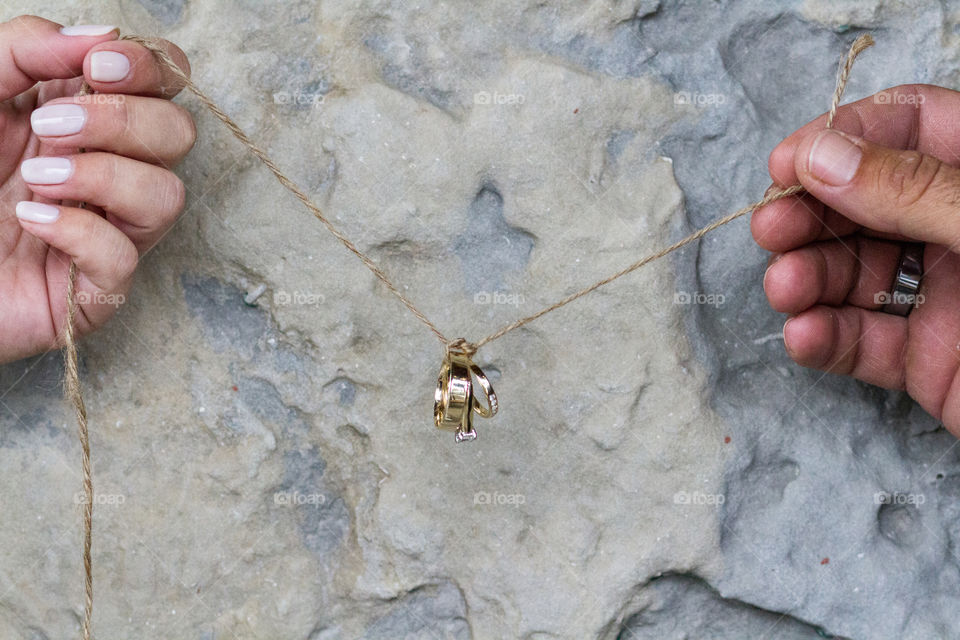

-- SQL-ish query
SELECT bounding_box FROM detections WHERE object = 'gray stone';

[1,1,959,638]
[454,184,535,295]
[618,574,831,639]
[136,0,185,26]
[363,581,470,640]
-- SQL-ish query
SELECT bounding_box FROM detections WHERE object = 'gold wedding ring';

[434,343,498,442]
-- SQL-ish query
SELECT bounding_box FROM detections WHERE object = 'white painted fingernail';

[15,202,60,224]
[31,104,87,136]
[60,25,117,37]
[90,51,130,82]
[20,157,73,185]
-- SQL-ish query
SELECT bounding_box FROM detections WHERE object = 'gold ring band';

[469,363,498,419]
[434,344,497,442]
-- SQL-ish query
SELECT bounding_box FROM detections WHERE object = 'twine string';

[62,33,873,638]
[113,34,872,355]
[120,36,450,346]
[67,80,94,640]
[827,33,874,129]
[65,262,93,640]
[478,34,873,349]
[473,184,808,348]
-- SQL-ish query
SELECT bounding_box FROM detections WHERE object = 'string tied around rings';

[61,32,874,638]
[445,337,478,359]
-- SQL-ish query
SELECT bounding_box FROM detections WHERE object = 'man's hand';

[753,84,960,436]
[0,16,195,363]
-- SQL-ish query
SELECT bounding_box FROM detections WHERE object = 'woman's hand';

[0,16,195,363]
[753,84,960,436]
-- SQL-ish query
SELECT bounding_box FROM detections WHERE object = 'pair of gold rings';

[434,343,498,442]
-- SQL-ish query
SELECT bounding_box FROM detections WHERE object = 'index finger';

[768,84,960,187]
[82,37,191,99]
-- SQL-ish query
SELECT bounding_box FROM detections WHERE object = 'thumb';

[794,128,960,248]
[0,16,117,101]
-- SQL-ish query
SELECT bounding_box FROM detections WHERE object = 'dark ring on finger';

[883,242,924,316]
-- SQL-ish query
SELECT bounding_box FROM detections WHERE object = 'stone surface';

[0,1,958,639]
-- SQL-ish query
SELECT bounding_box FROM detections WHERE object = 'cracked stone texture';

[0,1,958,639]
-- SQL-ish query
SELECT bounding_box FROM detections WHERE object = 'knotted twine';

[64,33,874,638]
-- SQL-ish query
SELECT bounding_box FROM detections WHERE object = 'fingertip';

[83,38,190,97]
[794,128,865,191]
[83,41,136,89]
[751,194,823,252]
[783,308,834,368]
[750,202,768,245]
[163,40,191,79]
[48,22,120,64]
[768,138,799,187]
[750,197,787,250]
[763,254,792,312]
[763,251,820,314]
[58,25,119,38]
[15,200,60,224]
[53,25,120,61]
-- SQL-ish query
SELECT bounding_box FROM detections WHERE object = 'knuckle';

[0,15,48,41]
[88,154,121,209]
[159,173,186,219]
[114,241,139,281]
[6,15,48,31]
[876,149,944,210]
[80,213,136,282]
[168,43,192,81]
[172,103,197,156]
[112,97,132,140]
[88,98,133,148]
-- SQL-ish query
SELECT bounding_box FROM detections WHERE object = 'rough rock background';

[0,1,958,639]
